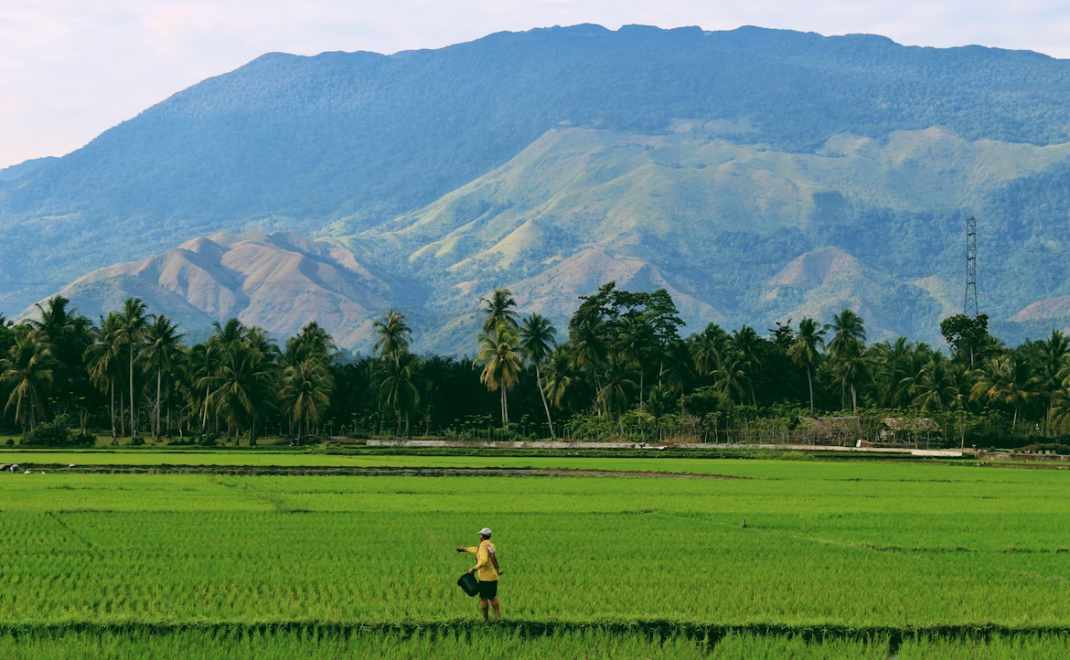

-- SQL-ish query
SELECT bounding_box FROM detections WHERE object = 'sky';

[4,1,1070,169]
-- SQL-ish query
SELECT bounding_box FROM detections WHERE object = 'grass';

[1,453,1068,655]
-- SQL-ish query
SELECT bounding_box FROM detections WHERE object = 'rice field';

[2,451,1069,656]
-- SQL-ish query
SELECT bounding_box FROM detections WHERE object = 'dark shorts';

[477,580,498,600]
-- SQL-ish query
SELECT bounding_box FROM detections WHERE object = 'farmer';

[456,527,502,622]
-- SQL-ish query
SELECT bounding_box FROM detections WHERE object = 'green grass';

[2,455,1069,655]
[0,626,902,659]
[897,633,1070,659]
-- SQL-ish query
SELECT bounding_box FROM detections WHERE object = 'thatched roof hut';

[879,417,940,447]
[796,416,861,446]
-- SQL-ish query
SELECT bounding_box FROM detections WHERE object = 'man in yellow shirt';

[456,527,502,622]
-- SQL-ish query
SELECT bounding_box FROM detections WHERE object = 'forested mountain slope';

[8,24,1070,349]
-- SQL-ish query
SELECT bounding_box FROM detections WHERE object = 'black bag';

[457,572,479,597]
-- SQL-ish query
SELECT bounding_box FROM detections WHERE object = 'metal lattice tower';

[964,216,979,317]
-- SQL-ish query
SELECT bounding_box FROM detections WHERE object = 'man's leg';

[490,597,502,621]
[479,599,490,622]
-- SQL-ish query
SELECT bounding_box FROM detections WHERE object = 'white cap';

[479,527,492,536]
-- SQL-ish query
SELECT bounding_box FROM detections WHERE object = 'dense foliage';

[3,284,1070,447]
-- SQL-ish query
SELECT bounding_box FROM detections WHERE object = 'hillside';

[344,126,1070,350]
[43,234,403,347]
[8,24,1070,348]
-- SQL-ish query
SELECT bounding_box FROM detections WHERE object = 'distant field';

[2,454,1069,656]
[0,447,1005,476]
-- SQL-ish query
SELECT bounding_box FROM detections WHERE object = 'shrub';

[22,415,94,448]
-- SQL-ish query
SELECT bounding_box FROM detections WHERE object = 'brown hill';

[30,234,398,348]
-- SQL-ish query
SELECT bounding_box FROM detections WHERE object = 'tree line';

[2,283,1069,446]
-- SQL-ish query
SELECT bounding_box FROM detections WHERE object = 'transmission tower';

[963,216,979,317]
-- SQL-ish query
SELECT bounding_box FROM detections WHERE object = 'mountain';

[42,234,403,347]
[8,24,1070,350]
[339,125,1070,349]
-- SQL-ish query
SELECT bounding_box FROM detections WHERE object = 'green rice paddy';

[2,451,1068,656]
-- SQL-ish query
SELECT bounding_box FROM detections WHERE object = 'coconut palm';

[970,355,1037,430]
[85,313,124,438]
[542,347,574,410]
[569,311,608,402]
[616,314,655,406]
[187,342,218,433]
[373,311,412,364]
[1052,385,1070,432]
[1034,330,1070,435]
[116,298,148,437]
[478,323,522,428]
[286,321,336,365]
[909,355,961,413]
[30,296,91,397]
[142,314,184,439]
[480,289,519,334]
[787,318,825,413]
[1,330,54,431]
[711,351,748,405]
[728,327,762,406]
[282,358,334,441]
[870,338,924,409]
[377,350,419,434]
[211,318,247,352]
[519,314,557,438]
[826,309,867,411]
[208,340,275,443]
[691,323,730,378]
[596,356,636,417]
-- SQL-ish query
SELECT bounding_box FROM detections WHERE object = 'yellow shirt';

[464,539,499,582]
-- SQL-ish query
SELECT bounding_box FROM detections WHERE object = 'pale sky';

[4,1,1070,169]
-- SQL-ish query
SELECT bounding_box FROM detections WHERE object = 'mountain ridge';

[7,23,1070,349]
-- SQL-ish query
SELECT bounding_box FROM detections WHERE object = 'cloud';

[3,0,1069,168]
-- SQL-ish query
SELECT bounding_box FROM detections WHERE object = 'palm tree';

[478,323,522,428]
[787,318,825,413]
[30,296,92,427]
[519,314,557,438]
[691,323,730,378]
[286,321,336,365]
[142,314,184,439]
[1034,331,1070,435]
[826,309,867,412]
[187,343,219,434]
[569,311,608,405]
[711,351,748,405]
[211,318,247,352]
[480,289,519,334]
[377,351,419,434]
[909,355,960,413]
[597,356,636,417]
[617,314,654,406]
[1051,383,1070,433]
[373,311,412,364]
[970,355,1036,430]
[1,331,54,431]
[542,347,574,411]
[870,338,920,409]
[116,298,148,437]
[731,326,762,406]
[209,341,275,443]
[85,313,124,438]
[282,358,334,441]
